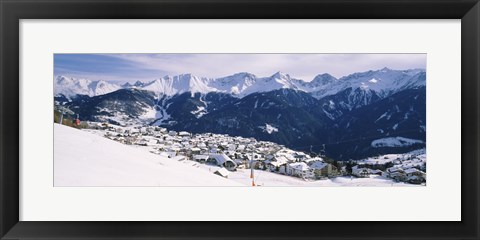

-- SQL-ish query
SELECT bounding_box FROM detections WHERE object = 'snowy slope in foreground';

[53,124,241,186]
[54,124,415,187]
[192,164,415,187]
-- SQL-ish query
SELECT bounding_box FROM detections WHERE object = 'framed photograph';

[52,53,428,187]
[1,0,479,239]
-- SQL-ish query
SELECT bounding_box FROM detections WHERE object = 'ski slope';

[54,124,413,187]
[54,124,242,186]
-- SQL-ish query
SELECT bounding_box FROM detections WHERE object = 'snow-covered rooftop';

[289,162,310,171]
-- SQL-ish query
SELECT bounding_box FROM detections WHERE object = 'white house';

[228,144,237,151]
[266,156,289,172]
[287,162,314,178]
[237,145,246,151]
[193,154,209,163]
[304,157,323,163]
[207,153,237,171]
[178,131,191,137]
[189,147,201,155]
[266,160,287,172]
[352,166,370,178]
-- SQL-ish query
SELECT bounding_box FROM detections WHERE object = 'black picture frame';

[1,0,479,239]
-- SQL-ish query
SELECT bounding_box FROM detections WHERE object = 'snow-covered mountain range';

[54,75,121,99]
[54,67,426,160]
[54,67,426,100]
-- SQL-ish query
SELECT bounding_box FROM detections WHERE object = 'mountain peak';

[121,82,132,88]
[179,73,195,78]
[54,75,121,98]
[55,67,426,100]
[55,75,72,83]
[133,80,146,87]
[232,72,256,78]
[271,71,289,79]
[310,73,337,86]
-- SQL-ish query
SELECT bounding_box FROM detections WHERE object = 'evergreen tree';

[346,161,353,174]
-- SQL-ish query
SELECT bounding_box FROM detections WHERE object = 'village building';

[197,142,207,148]
[193,154,209,163]
[266,160,288,173]
[206,153,237,171]
[386,167,407,181]
[294,152,308,162]
[369,169,384,175]
[287,162,314,178]
[178,131,191,137]
[309,161,339,178]
[187,147,202,156]
[404,168,426,184]
[266,155,289,173]
[352,166,371,178]
[275,152,296,163]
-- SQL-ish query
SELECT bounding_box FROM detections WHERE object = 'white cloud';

[93,53,427,82]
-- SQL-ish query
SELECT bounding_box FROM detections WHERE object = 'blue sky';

[54,53,426,83]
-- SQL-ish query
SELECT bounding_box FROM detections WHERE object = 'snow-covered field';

[54,124,241,186]
[55,124,415,187]
[371,137,424,148]
[192,164,415,187]
[356,148,426,167]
